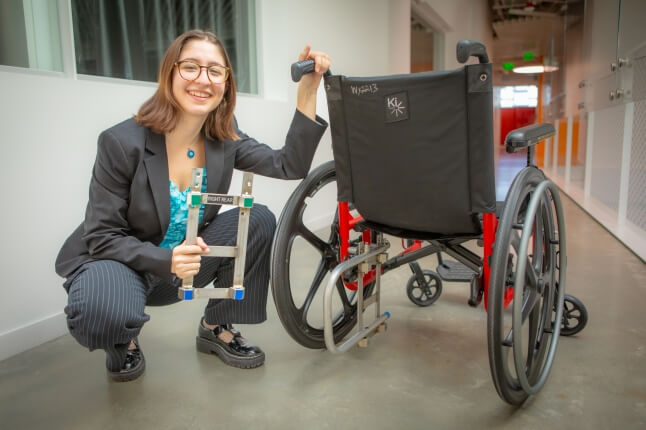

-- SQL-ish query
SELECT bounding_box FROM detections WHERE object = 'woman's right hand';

[171,237,210,279]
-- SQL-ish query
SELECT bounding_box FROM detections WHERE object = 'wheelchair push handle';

[456,40,489,64]
[291,60,314,82]
[291,59,332,82]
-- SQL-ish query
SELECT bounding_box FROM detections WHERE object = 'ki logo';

[384,92,409,123]
[387,96,406,117]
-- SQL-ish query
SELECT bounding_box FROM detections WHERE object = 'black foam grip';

[291,60,315,82]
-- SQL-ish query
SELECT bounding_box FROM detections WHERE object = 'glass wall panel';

[582,0,619,81]
[617,0,645,59]
[570,113,587,187]
[0,0,63,72]
[71,0,257,94]
[589,104,625,211]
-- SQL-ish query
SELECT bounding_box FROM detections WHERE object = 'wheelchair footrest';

[437,260,476,282]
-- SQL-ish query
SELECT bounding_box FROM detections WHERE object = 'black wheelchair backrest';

[324,48,496,236]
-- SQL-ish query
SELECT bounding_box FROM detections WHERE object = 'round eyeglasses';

[175,60,230,84]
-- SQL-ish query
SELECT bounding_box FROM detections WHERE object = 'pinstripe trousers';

[63,204,276,372]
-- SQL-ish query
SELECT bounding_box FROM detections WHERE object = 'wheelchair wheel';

[487,166,566,405]
[559,293,588,336]
[406,270,442,307]
[271,161,375,349]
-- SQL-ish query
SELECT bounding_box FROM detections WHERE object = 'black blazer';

[55,109,327,283]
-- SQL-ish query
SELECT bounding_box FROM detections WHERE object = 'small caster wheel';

[468,275,483,307]
[406,270,442,307]
[559,294,588,336]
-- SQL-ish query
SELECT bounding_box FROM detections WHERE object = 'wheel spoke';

[502,328,514,347]
[532,208,546,271]
[510,229,521,249]
[564,314,581,326]
[521,288,539,324]
[298,221,331,254]
[298,259,330,327]
[525,305,542,374]
[525,260,539,289]
[335,277,354,314]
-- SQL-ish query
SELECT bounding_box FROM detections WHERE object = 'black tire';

[559,293,588,336]
[487,166,563,405]
[271,161,375,349]
[406,270,442,307]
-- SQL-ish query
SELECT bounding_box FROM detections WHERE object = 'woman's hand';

[171,237,210,279]
[296,45,331,121]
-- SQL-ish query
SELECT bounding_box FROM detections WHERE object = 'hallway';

[1,1,644,428]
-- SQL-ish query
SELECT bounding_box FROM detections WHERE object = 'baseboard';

[0,312,68,362]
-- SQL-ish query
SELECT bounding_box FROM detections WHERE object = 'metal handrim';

[512,180,566,394]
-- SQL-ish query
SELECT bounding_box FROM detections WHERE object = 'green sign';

[523,51,535,61]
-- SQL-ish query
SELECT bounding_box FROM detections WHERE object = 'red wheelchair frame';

[336,202,510,311]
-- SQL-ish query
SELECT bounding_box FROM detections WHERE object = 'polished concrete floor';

[2,158,646,429]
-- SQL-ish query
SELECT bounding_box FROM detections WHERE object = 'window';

[0,0,63,72]
[499,85,538,108]
[71,0,257,93]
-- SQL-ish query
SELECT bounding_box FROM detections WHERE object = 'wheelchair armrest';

[505,123,555,154]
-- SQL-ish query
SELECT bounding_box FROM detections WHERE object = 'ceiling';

[489,0,584,61]
[411,0,585,84]
[488,0,585,83]
[490,0,581,24]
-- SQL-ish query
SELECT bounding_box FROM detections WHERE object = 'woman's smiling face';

[172,39,227,120]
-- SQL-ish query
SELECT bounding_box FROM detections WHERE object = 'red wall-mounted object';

[500,107,536,145]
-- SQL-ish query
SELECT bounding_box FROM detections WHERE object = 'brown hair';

[135,29,239,141]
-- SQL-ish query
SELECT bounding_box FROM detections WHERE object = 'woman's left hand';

[296,45,331,120]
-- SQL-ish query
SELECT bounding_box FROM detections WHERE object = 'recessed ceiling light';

[512,65,559,73]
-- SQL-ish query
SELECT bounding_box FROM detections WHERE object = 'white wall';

[0,0,413,361]
[422,0,494,68]
[0,73,158,359]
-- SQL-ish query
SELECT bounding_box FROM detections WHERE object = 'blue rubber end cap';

[234,289,244,300]
[184,290,194,300]
[384,311,391,318]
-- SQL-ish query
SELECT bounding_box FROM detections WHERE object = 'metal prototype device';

[178,168,254,301]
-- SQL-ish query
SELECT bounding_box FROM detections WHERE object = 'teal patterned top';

[159,168,207,249]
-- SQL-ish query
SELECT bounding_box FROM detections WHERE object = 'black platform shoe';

[107,339,145,382]
[196,319,265,368]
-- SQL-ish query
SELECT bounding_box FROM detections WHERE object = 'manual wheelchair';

[270,40,588,405]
